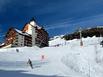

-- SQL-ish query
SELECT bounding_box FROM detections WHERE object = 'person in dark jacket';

[27,59,33,69]
[100,40,103,47]
[16,49,19,52]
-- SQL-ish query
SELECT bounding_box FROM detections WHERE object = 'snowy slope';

[0,36,103,77]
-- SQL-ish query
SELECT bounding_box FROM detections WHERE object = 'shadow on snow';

[0,70,58,77]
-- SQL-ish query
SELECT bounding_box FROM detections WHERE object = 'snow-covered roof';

[29,20,42,30]
[0,43,5,46]
[14,29,31,36]
[14,29,22,34]
[37,26,42,29]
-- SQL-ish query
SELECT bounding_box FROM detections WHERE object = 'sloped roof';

[22,18,42,31]
[14,28,31,36]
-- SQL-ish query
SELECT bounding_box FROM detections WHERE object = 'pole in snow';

[79,27,83,46]
[88,61,91,77]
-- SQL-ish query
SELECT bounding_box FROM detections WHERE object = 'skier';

[16,49,19,52]
[27,59,33,69]
[100,40,103,47]
[41,55,45,60]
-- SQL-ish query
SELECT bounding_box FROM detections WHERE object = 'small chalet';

[1,18,49,48]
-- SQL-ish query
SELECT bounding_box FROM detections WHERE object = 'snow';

[14,28,30,36]
[29,20,42,29]
[0,36,103,77]
[0,43,4,46]
[30,20,37,26]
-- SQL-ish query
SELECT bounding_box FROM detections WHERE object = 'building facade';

[2,18,49,48]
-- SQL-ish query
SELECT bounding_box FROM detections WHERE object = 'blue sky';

[0,0,103,41]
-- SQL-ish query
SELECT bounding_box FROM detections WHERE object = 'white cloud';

[46,22,69,30]
[45,18,74,30]
[73,14,103,27]
[45,13,103,30]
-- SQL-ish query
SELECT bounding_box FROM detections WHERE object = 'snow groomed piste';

[0,36,103,77]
